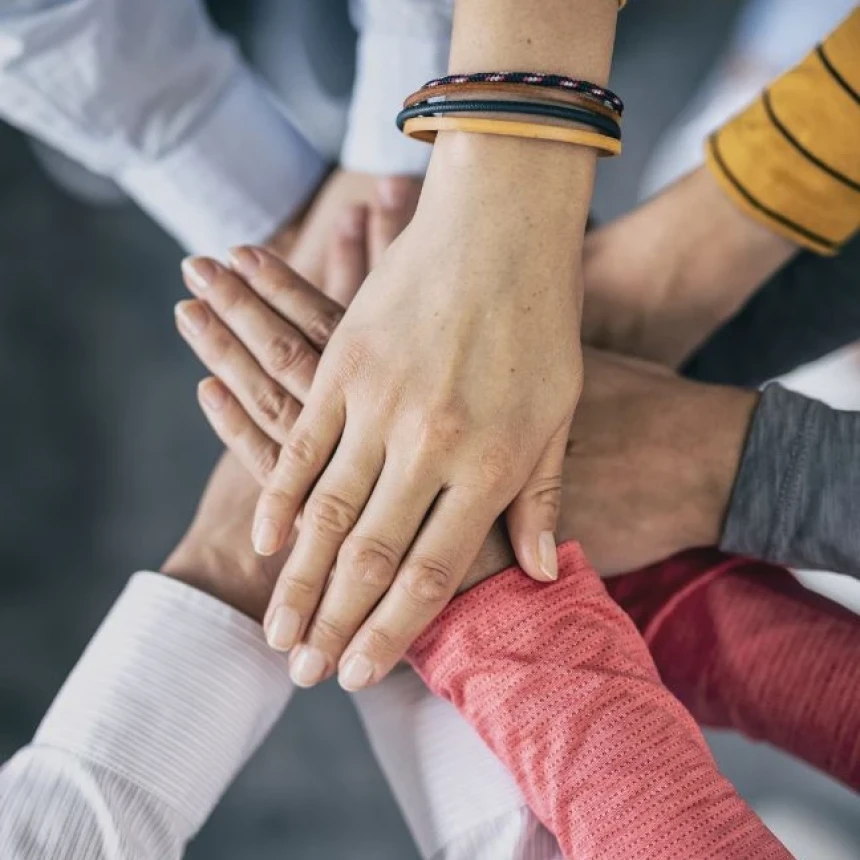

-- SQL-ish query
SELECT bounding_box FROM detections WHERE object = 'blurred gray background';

[0,1,858,858]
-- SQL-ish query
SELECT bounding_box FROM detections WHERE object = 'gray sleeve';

[720,382,860,576]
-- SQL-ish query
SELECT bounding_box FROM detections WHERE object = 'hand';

[271,169,421,298]
[582,166,797,367]
[161,453,291,623]
[560,349,758,575]
[228,133,588,693]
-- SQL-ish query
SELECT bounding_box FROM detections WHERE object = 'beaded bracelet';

[404,82,621,122]
[402,116,622,156]
[396,98,622,140]
[419,72,624,115]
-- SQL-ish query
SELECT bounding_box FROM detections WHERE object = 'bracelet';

[419,72,624,115]
[396,98,622,139]
[404,82,621,122]
[403,116,623,157]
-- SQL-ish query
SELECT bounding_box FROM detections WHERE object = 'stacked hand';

[175,184,756,690]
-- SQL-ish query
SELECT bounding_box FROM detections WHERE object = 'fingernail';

[265,605,301,651]
[339,653,375,691]
[253,517,282,556]
[174,300,208,336]
[290,645,328,687]
[538,531,558,581]
[198,379,226,411]
[228,246,262,277]
[181,257,215,291]
[377,178,406,210]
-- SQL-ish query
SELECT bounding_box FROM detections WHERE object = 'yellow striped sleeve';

[706,7,860,255]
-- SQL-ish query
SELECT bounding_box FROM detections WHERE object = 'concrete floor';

[0,1,858,858]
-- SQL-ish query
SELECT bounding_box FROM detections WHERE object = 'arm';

[0,0,325,255]
[584,8,860,368]
[408,542,789,859]
[605,550,860,791]
[720,383,860,576]
[0,572,293,859]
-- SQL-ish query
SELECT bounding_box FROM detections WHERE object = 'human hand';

[175,215,514,684]
[582,166,797,367]
[161,453,291,624]
[226,133,588,692]
[558,349,758,575]
[269,169,421,299]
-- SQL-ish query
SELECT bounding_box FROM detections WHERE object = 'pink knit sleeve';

[408,541,788,859]
[605,550,860,791]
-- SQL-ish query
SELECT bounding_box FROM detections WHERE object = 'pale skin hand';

[197,0,618,693]
[582,165,798,367]
[176,196,754,687]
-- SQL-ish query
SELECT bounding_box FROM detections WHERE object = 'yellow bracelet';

[402,116,622,157]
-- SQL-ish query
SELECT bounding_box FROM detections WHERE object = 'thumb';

[506,422,569,583]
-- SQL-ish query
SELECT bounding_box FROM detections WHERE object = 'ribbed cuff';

[35,572,293,834]
[118,68,326,256]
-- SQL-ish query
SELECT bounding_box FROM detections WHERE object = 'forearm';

[721,383,860,576]
[0,0,325,255]
[409,542,787,859]
[606,551,860,791]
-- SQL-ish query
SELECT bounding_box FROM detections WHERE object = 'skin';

[582,165,798,367]
[176,198,755,689]
[184,0,622,692]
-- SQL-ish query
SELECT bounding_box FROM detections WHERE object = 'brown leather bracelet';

[403,82,621,122]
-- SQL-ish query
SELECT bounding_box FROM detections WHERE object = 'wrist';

[420,130,595,237]
[161,541,273,624]
[687,385,759,548]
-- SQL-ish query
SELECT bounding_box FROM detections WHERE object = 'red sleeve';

[605,550,860,791]
[408,542,788,859]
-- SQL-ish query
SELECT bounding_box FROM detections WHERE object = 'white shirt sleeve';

[0,573,294,860]
[342,0,453,175]
[0,0,327,255]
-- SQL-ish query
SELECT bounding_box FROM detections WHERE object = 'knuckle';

[282,432,318,470]
[304,309,343,346]
[478,440,516,489]
[414,400,470,457]
[307,490,359,538]
[531,476,563,516]
[401,556,458,606]
[360,624,401,663]
[309,614,353,647]
[264,333,310,376]
[254,385,290,425]
[340,536,400,588]
[280,573,318,604]
[251,443,279,480]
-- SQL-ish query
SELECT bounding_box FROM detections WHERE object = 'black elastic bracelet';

[423,72,624,115]
[396,99,622,140]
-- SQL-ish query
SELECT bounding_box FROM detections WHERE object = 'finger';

[252,388,345,558]
[505,422,569,583]
[181,257,320,401]
[197,377,280,485]
[325,206,369,306]
[225,246,345,350]
[337,489,494,691]
[175,299,301,444]
[369,177,420,267]
[261,426,384,654]
[288,459,442,687]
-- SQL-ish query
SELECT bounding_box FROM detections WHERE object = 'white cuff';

[118,69,327,256]
[341,30,449,176]
[35,572,294,835]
